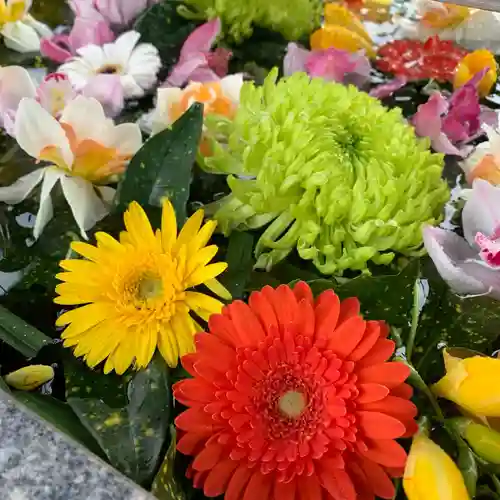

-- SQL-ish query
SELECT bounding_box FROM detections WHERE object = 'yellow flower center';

[169,82,236,123]
[38,122,131,183]
[0,0,26,25]
[97,64,123,75]
[278,390,307,419]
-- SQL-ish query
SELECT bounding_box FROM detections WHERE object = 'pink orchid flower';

[41,5,114,64]
[411,69,497,156]
[163,18,231,87]
[424,179,500,299]
[283,42,371,88]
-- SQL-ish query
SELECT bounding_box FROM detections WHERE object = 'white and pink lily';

[423,179,500,299]
[0,0,52,53]
[0,95,142,238]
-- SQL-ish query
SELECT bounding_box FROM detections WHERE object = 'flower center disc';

[278,390,307,419]
[137,277,163,300]
[98,64,122,75]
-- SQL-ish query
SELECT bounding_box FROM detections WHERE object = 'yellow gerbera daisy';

[55,199,231,375]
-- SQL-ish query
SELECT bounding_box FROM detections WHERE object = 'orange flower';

[173,282,418,500]
[454,49,497,98]
[421,3,470,29]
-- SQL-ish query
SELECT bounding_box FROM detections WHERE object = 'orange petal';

[327,316,366,357]
[361,396,418,421]
[356,339,395,368]
[297,473,323,500]
[358,458,395,499]
[349,321,381,361]
[337,297,360,325]
[357,383,390,404]
[358,362,410,388]
[203,459,239,497]
[358,411,406,439]
[274,478,297,500]
[315,290,341,338]
[295,299,315,338]
[243,471,273,500]
[177,431,208,455]
[225,466,253,500]
[361,439,408,468]
[192,441,224,471]
[175,408,216,432]
[320,467,356,500]
[228,300,266,346]
[208,314,240,347]
[293,281,314,304]
[390,383,413,399]
[249,290,279,336]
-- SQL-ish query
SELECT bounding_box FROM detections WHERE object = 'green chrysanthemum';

[179,0,321,42]
[203,70,449,275]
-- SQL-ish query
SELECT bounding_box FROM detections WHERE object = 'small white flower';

[150,74,244,135]
[59,30,161,100]
[0,95,142,238]
[0,0,52,53]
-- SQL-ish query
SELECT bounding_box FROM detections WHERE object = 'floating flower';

[164,18,231,88]
[174,282,417,500]
[451,417,500,465]
[55,200,230,374]
[376,36,468,82]
[284,42,371,88]
[402,1,500,54]
[310,25,375,58]
[40,4,114,64]
[203,71,448,275]
[180,0,321,42]
[433,349,500,417]
[461,114,500,185]
[59,31,161,103]
[151,74,243,135]
[0,0,52,53]
[4,365,54,390]
[411,76,487,157]
[454,49,498,98]
[0,95,142,238]
[323,3,373,45]
[423,179,500,299]
[369,76,408,99]
[403,432,469,500]
[71,0,158,27]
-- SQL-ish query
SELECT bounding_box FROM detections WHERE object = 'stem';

[406,279,420,362]
[492,474,500,496]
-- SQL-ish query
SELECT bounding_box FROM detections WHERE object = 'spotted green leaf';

[65,356,171,486]
[152,426,187,500]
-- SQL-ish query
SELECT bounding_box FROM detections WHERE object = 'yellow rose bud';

[4,365,54,391]
[453,417,500,465]
[454,49,497,98]
[403,434,470,500]
[432,349,500,418]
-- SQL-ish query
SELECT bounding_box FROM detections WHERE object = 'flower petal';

[82,74,124,117]
[283,42,310,76]
[34,168,63,238]
[220,74,244,104]
[0,168,45,204]
[1,20,41,52]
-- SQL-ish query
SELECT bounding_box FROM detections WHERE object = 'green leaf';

[151,426,187,500]
[114,104,203,223]
[220,232,255,299]
[134,0,198,72]
[457,440,478,498]
[65,356,171,486]
[0,305,52,358]
[13,392,105,459]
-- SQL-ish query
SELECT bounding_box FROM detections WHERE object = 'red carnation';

[173,283,418,500]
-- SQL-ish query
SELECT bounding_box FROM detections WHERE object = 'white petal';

[109,123,142,156]
[23,14,52,39]
[0,66,37,113]
[58,59,94,91]
[1,21,41,53]
[463,179,500,246]
[113,31,141,61]
[423,225,490,296]
[59,95,111,144]
[152,87,182,134]
[483,124,500,154]
[74,44,106,70]
[220,74,244,104]
[120,74,145,99]
[97,185,116,204]
[33,168,63,239]
[127,43,161,90]
[0,168,44,204]
[14,98,73,166]
[60,176,110,238]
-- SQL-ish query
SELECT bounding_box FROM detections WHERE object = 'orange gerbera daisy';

[173,282,418,500]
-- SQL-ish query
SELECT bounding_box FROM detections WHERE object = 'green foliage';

[114,103,203,224]
[152,427,187,500]
[0,305,52,358]
[65,356,171,487]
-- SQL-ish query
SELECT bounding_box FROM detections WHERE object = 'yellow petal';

[186,245,219,276]
[54,282,102,305]
[205,278,232,301]
[186,262,228,288]
[454,50,498,98]
[403,434,470,500]
[161,198,177,254]
[158,324,179,368]
[324,4,371,43]
[174,209,204,255]
[310,24,375,58]
[135,325,158,369]
[123,201,157,248]
[185,291,224,315]
[4,365,54,391]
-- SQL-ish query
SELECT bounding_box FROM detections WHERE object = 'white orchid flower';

[0,95,142,238]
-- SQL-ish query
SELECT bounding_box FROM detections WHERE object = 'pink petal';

[369,77,408,99]
[40,35,73,63]
[37,73,77,118]
[163,54,208,87]
[283,42,310,76]
[180,18,221,60]
[412,93,449,142]
[206,47,231,77]
[68,16,115,50]
[431,132,465,156]
[187,67,221,83]
[82,74,124,117]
